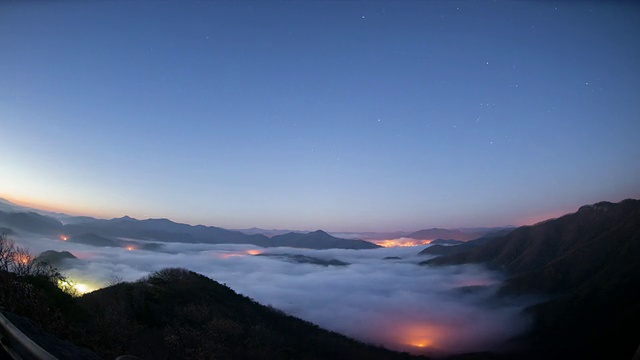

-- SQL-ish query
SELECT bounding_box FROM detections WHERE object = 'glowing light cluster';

[219,249,264,259]
[60,235,68,241]
[409,339,433,348]
[373,239,432,248]
[453,277,498,287]
[13,254,31,264]
[57,279,94,295]
[397,324,447,353]
[75,283,89,293]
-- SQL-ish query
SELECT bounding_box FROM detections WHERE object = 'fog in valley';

[13,231,536,357]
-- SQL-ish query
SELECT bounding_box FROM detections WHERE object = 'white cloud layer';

[14,233,535,357]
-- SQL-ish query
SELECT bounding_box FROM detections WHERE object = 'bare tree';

[0,233,17,271]
[0,234,76,296]
[108,274,124,286]
[11,246,35,276]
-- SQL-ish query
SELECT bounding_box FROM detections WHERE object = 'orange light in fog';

[60,235,68,241]
[246,249,263,255]
[12,254,30,264]
[409,339,433,348]
[126,246,135,251]
[373,239,432,248]
[398,324,446,351]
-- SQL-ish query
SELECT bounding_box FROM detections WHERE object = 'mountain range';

[0,199,378,250]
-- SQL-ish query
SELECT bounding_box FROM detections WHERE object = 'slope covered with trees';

[423,199,640,360]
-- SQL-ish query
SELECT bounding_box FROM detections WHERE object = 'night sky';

[1,1,639,231]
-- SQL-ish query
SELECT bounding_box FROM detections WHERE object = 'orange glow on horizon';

[126,246,136,251]
[60,235,68,241]
[373,239,432,248]
[453,277,498,287]
[246,249,263,255]
[516,205,580,226]
[392,323,450,354]
[0,195,113,219]
[409,339,433,348]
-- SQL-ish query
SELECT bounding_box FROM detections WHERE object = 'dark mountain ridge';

[422,199,640,280]
[63,216,269,246]
[424,198,640,360]
[417,230,514,257]
[0,210,63,234]
[406,227,511,241]
[268,230,379,249]
[67,233,119,247]
[0,206,376,250]
[1,267,423,360]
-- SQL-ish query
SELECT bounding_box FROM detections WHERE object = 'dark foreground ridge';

[0,268,424,360]
[422,198,640,360]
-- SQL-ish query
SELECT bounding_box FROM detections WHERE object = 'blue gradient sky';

[1,1,639,231]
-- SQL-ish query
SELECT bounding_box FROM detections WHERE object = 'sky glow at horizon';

[1,1,639,232]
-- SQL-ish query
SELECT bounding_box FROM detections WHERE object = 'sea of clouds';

[14,233,536,357]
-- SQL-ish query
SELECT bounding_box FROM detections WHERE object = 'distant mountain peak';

[116,215,136,221]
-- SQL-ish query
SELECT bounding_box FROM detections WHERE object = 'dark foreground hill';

[1,268,423,360]
[423,199,640,360]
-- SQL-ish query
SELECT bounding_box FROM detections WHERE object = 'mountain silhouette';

[0,210,63,234]
[1,267,424,360]
[406,227,509,241]
[67,233,119,247]
[256,253,350,266]
[35,250,78,267]
[268,230,380,249]
[0,201,377,250]
[423,198,640,360]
